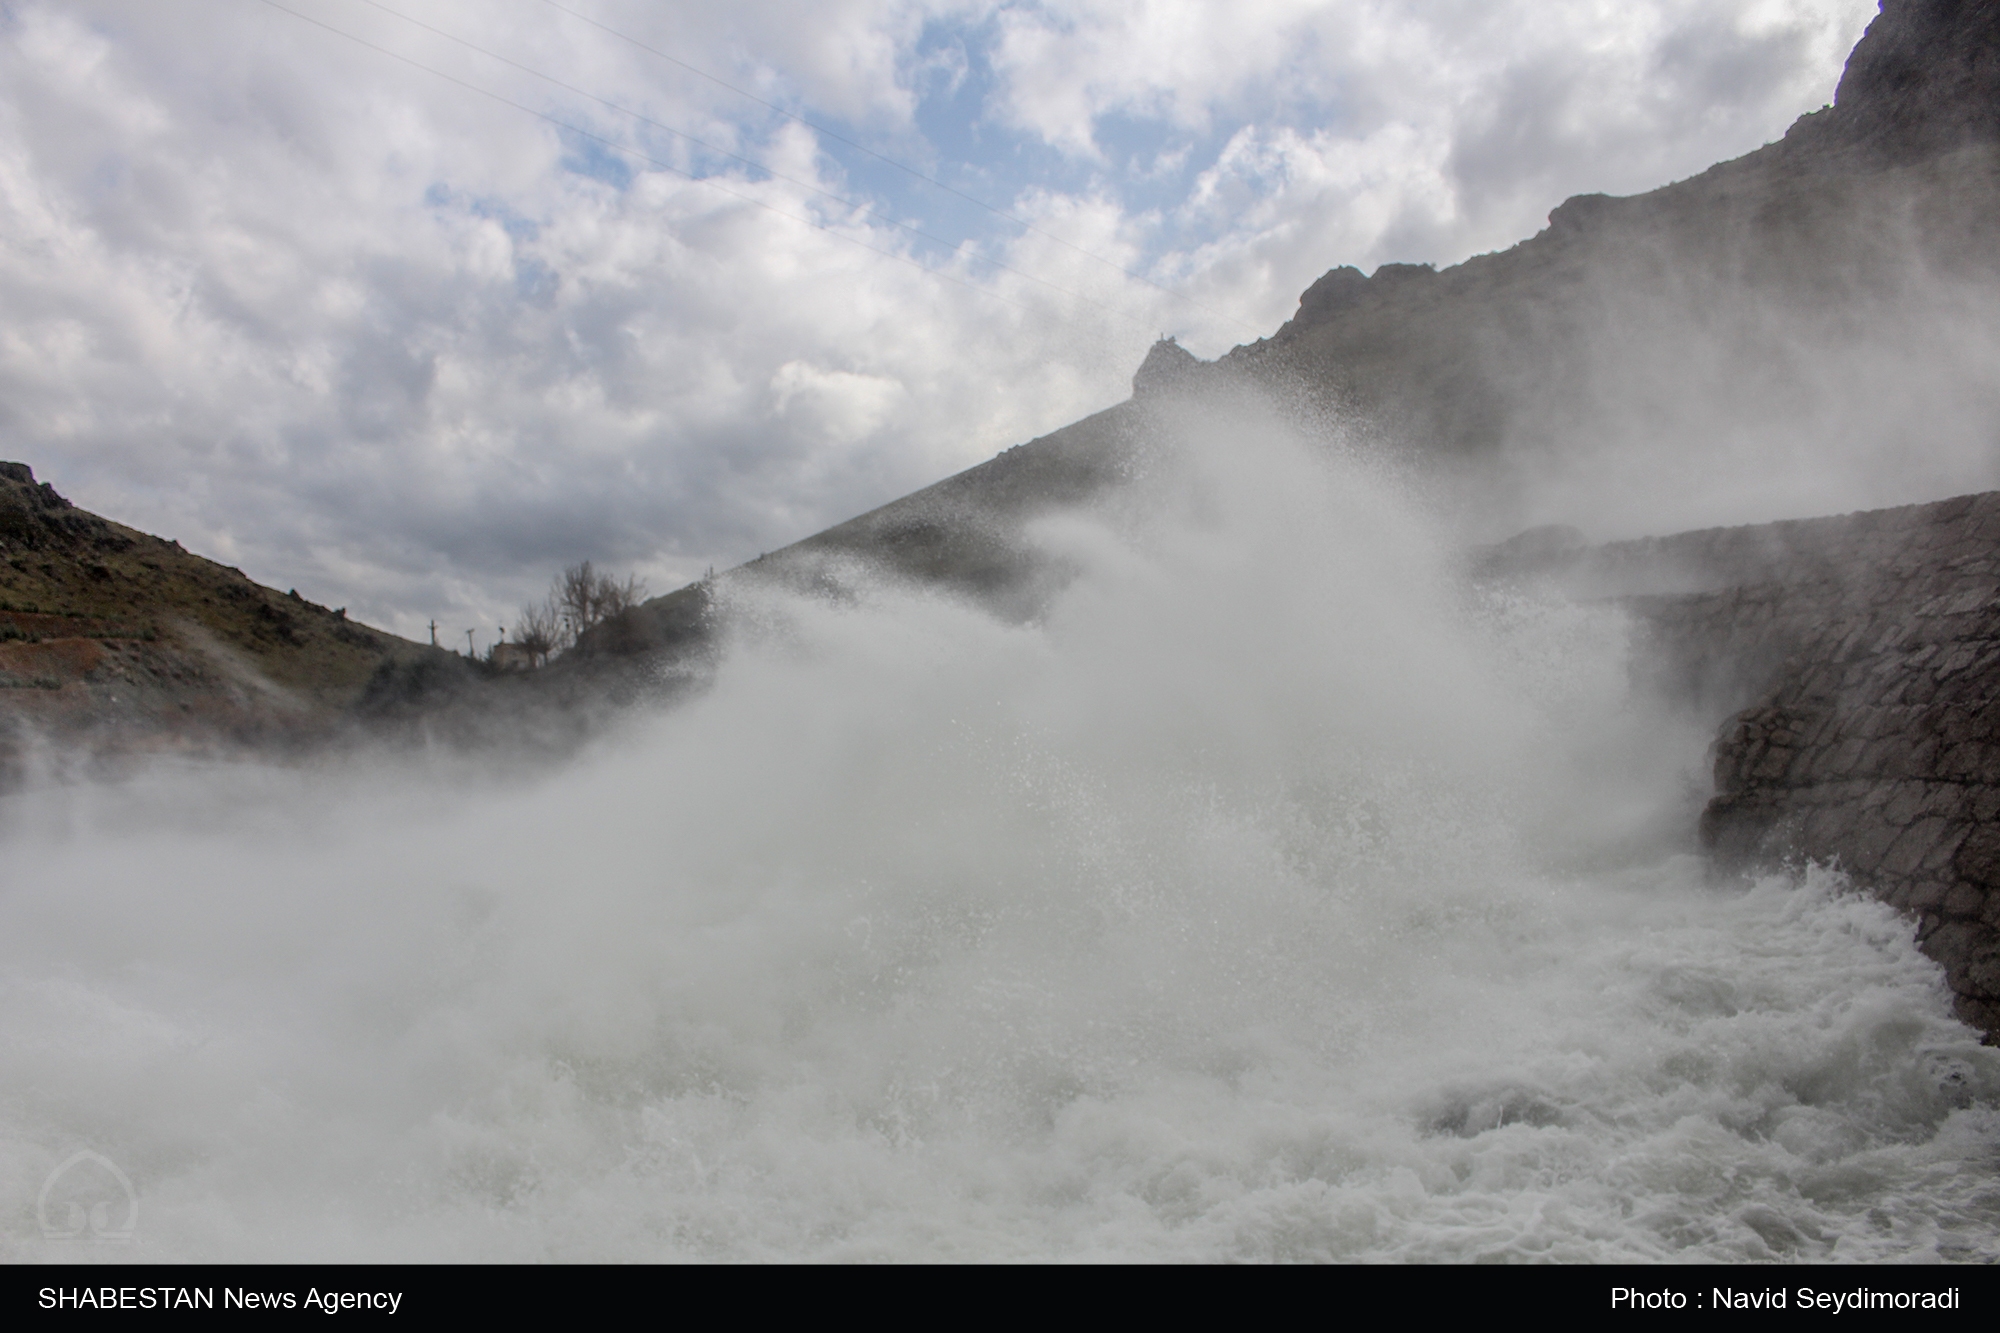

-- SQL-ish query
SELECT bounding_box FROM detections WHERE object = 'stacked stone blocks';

[1488,489,2000,1037]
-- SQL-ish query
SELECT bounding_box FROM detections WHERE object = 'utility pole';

[428,619,437,647]
[465,628,475,656]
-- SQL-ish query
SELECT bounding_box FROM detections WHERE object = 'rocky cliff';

[1812,0,2000,160]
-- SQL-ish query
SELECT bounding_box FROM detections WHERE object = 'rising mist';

[6,411,1994,1261]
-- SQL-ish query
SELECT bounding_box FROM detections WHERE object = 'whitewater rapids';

[4,417,1997,1262]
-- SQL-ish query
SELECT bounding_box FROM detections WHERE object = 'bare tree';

[513,597,559,667]
[555,560,598,644]
[519,562,648,664]
[597,570,647,619]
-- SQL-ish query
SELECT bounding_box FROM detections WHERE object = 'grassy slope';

[0,463,432,764]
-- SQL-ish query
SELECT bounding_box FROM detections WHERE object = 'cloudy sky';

[0,0,1878,639]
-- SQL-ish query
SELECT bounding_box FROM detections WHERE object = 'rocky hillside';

[0,462,432,785]
[572,0,2000,669]
[1199,0,2000,536]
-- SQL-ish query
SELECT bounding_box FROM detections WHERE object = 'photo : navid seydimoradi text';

[1614,1287,1961,1311]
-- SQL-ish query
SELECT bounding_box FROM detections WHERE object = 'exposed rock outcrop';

[1812,0,2000,160]
[1132,337,1202,398]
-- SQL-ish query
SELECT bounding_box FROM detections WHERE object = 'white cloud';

[771,361,908,445]
[0,0,1878,638]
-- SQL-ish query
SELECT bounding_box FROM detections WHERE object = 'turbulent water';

[5,418,1999,1263]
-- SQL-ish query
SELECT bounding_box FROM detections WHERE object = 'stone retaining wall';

[1488,490,2000,1037]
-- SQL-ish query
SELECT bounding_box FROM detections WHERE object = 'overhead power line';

[343,0,1162,329]
[255,0,1159,331]
[532,0,1265,336]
